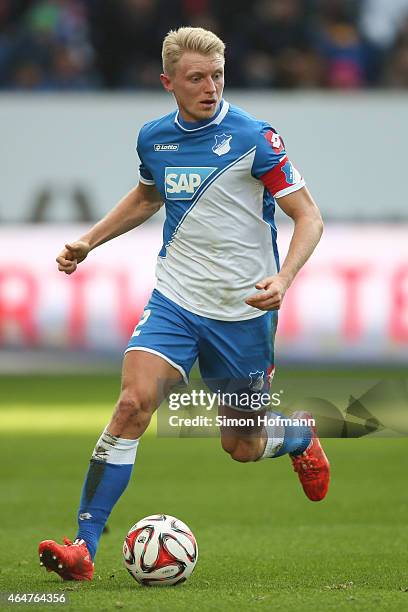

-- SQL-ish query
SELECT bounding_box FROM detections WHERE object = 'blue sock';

[260,412,312,459]
[75,429,139,559]
[273,413,312,457]
[76,461,133,559]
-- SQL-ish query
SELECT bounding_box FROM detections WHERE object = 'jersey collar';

[175,99,229,132]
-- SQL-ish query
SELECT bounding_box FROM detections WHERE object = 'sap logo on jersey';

[165,167,217,200]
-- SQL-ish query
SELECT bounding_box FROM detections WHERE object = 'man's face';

[161,51,225,122]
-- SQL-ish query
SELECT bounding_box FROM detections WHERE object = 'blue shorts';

[126,289,277,401]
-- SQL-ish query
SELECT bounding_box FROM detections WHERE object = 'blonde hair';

[162,27,225,75]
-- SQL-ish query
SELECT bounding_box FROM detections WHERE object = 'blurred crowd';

[1,0,408,90]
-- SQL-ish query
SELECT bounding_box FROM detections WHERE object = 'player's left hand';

[245,275,289,311]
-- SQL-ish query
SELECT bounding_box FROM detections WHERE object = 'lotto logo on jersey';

[165,167,217,200]
[265,130,284,154]
[154,143,179,151]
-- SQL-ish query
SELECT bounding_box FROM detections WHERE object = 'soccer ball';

[123,514,198,586]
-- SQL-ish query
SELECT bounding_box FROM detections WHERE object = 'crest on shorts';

[212,133,232,156]
[249,370,265,391]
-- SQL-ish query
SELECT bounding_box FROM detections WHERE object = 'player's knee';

[221,435,236,455]
[224,439,259,463]
[115,390,154,427]
[230,447,254,463]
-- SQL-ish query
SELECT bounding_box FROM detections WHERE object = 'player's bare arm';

[246,186,323,311]
[56,183,162,274]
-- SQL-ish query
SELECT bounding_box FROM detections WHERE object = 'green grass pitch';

[0,371,407,611]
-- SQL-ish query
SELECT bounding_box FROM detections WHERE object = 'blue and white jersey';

[137,99,305,321]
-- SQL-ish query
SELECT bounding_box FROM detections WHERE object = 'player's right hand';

[56,241,90,274]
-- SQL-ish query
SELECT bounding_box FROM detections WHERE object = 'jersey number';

[132,309,151,337]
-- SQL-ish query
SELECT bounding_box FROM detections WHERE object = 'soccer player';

[39,27,329,581]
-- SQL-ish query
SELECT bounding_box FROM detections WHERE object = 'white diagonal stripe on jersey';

[164,146,256,250]
[156,146,278,320]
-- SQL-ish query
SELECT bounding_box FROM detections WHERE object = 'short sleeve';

[252,124,305,198]
[136,131,155,186]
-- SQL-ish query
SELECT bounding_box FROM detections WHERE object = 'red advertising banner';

[0,224,407,362]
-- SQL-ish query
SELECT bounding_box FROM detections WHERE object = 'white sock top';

[92,428,139,465]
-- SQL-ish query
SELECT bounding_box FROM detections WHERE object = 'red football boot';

[290,411,330,502]
[39,538,94,581]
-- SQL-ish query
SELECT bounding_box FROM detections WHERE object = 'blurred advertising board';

[1,94,408,223]
[0,224,407,363]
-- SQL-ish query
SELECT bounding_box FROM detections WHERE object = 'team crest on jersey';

[249,370,265,391]
[212,133,232,156]
[165,166,217,200]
